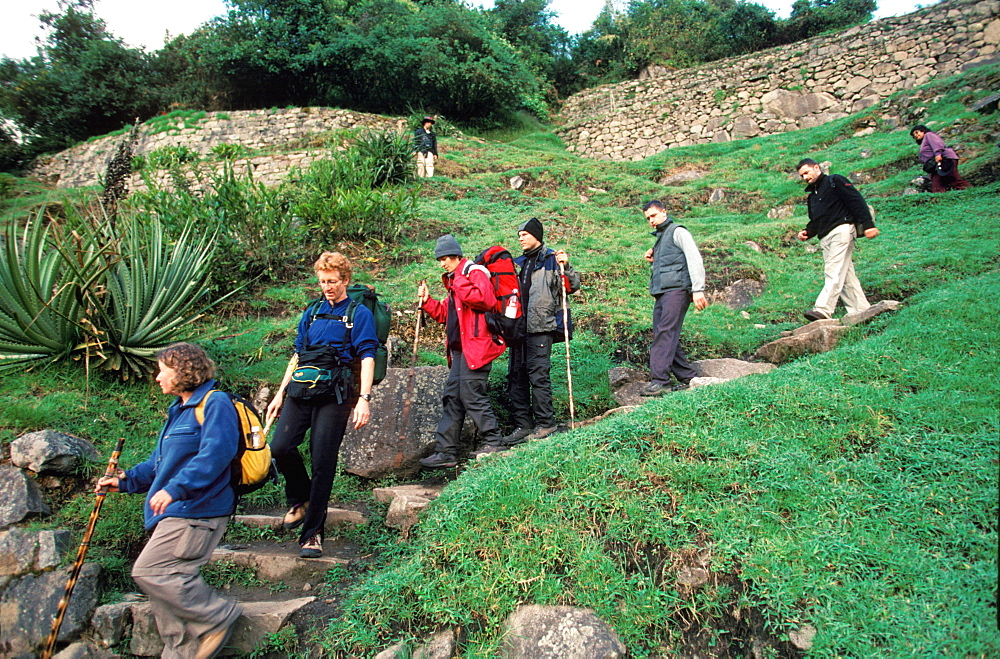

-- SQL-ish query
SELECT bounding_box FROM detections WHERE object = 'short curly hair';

[313,251,353,282]
[156,343,215,393]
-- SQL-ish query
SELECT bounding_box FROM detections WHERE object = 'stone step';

[233,506,366,533]
[211,541,352,582]
[127,596,316,656]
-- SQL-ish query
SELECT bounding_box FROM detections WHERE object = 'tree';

[782,0,876,41]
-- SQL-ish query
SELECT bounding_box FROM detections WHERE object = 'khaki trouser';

[815,223,870,317]
[132,516,241,659]
[416,151,435,178]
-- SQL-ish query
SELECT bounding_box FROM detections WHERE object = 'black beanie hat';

[518,217,544,243]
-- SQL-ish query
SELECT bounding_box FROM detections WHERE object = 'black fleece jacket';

[803,173,874,239]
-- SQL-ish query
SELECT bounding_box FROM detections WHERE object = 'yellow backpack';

[195,390,276,495]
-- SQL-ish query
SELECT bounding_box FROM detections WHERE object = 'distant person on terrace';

[910,125,970,193]
[414,116,438,178]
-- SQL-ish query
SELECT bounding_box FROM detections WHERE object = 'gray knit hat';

[434,234,463,258]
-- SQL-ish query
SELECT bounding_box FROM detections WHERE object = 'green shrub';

[355,129,415,187]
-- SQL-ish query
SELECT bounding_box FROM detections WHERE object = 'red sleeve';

[452,266,496,312]
[422,296,447,324]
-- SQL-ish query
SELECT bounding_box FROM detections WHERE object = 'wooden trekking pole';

[398,281,425,443]
[41,437,125,659]
[262,354,299,437]
[558,263,576,429]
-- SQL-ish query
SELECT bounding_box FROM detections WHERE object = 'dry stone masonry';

[28,107,405,190]
[557,0,1000,161]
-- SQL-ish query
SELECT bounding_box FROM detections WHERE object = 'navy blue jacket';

[294,297,379,363]
[122,379,239,530]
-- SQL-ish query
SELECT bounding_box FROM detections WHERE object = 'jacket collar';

[174,378,218,410]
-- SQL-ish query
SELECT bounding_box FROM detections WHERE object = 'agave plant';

[0,202,218,380]
[0,211,84,371]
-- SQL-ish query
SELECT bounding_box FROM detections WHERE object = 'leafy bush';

[142,145,199,170]
[355,129,414,188]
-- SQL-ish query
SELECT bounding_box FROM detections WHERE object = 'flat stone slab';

[372,484,444,505]
[694,358,776,380]
[841,299,900,326]
[755,324,850,364]
[234,507,366,532]
[211,544,349,582]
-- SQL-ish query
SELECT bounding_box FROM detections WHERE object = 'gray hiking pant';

[434,350,501,454]
[132,516,241,659]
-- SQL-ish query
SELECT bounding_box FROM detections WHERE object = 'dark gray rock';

[0,466,51,529]
[0,562,102,655]
[970,91,1000,113]
[715,279,765,310]
[500,605,627,658]
[754,325,850,364]
[658,169,708,186]
[10,430,100,475]
[127,602,161,657]
[0,528,72,576]
[694,358,776,381]
[342,366,456,479]
[607,367,649,408]
[841,300,901,326]
[90,601,133,648]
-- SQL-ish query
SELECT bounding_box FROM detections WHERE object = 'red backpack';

[473,246,524,342]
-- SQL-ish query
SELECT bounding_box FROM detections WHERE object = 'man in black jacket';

[413,116,438,178]
[796,159,879,322]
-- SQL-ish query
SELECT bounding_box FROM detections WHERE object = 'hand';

[265,395,283,425]
[692,292,708,311]
[864,227,880,239]
[95,476,119,494]
[644,248,654,263]
[433,155,438,161]
[418,282,429,304]
[149,489,173,516]
[797,230,809,242]
[555,250,569,267]
[353,398,371,429]
[935,154,943,163]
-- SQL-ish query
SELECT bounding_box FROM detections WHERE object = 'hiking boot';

[299,533,323,558]
[419,451,458,468]
[501,427,532,446]
[282,502,309,530]
[639,382,669,397]
[195,618,239,659]
[803,309,831,322]
[528,426,558,440]
[672,378,692,391]
[471,443,508,459]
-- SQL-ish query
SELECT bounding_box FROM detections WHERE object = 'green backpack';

[304,284,391,385]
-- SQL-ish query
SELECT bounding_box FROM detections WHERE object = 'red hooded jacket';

[422,259,506,370]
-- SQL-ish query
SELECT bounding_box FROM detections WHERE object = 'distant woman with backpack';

[265,252,378,558]
[95,342,242,659]
[910,125,970,193]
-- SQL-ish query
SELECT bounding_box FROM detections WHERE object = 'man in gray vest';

[640,200,708,396]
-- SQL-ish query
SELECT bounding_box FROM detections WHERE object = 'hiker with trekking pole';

[93,343,243,659]
[265,251,378,559]
[502,217,580,445]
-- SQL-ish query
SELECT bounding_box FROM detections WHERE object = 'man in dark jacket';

[413,116,438,178]
[795,159,879,322]
[640,201,708,397]
[500,218,581,446]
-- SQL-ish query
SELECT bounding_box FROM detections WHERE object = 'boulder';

[689,377,725,389]
[790,318,842,336]
[754,325,850,364]
[413,629,458,659]
[0,528,73,576]
[761,90,838,119]
[766,205,795,219]
[658,169,708,185]
[0,562,102,655]
[509,175,526,190]
[372,483,444,505]
[53,641,118,658]
[499,605,627,658]
[0,466,51,529]
[10,430,101,475]
[341,366,451,479]
[789,624,817,651]
[841,300,901,326]
[693,358,776,381]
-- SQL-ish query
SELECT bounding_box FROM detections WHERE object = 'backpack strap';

[194,390,218,426]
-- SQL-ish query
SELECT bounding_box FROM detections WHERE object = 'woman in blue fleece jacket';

[97,343,241,659]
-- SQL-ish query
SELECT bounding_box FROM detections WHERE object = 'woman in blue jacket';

[265,251,377,558]
[97,342,241,659]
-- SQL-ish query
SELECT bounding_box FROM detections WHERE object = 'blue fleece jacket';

[121,379,239,530]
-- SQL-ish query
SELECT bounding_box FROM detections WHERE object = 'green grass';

[1,60,997,657]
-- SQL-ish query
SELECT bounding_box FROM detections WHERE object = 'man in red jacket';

[418,234,507,468]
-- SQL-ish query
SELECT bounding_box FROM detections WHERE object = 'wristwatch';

[360,393,372,402]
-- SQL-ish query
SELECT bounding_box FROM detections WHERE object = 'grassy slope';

[0,64,997,655]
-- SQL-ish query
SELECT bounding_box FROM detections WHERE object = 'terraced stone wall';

[557,0,1000,161]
